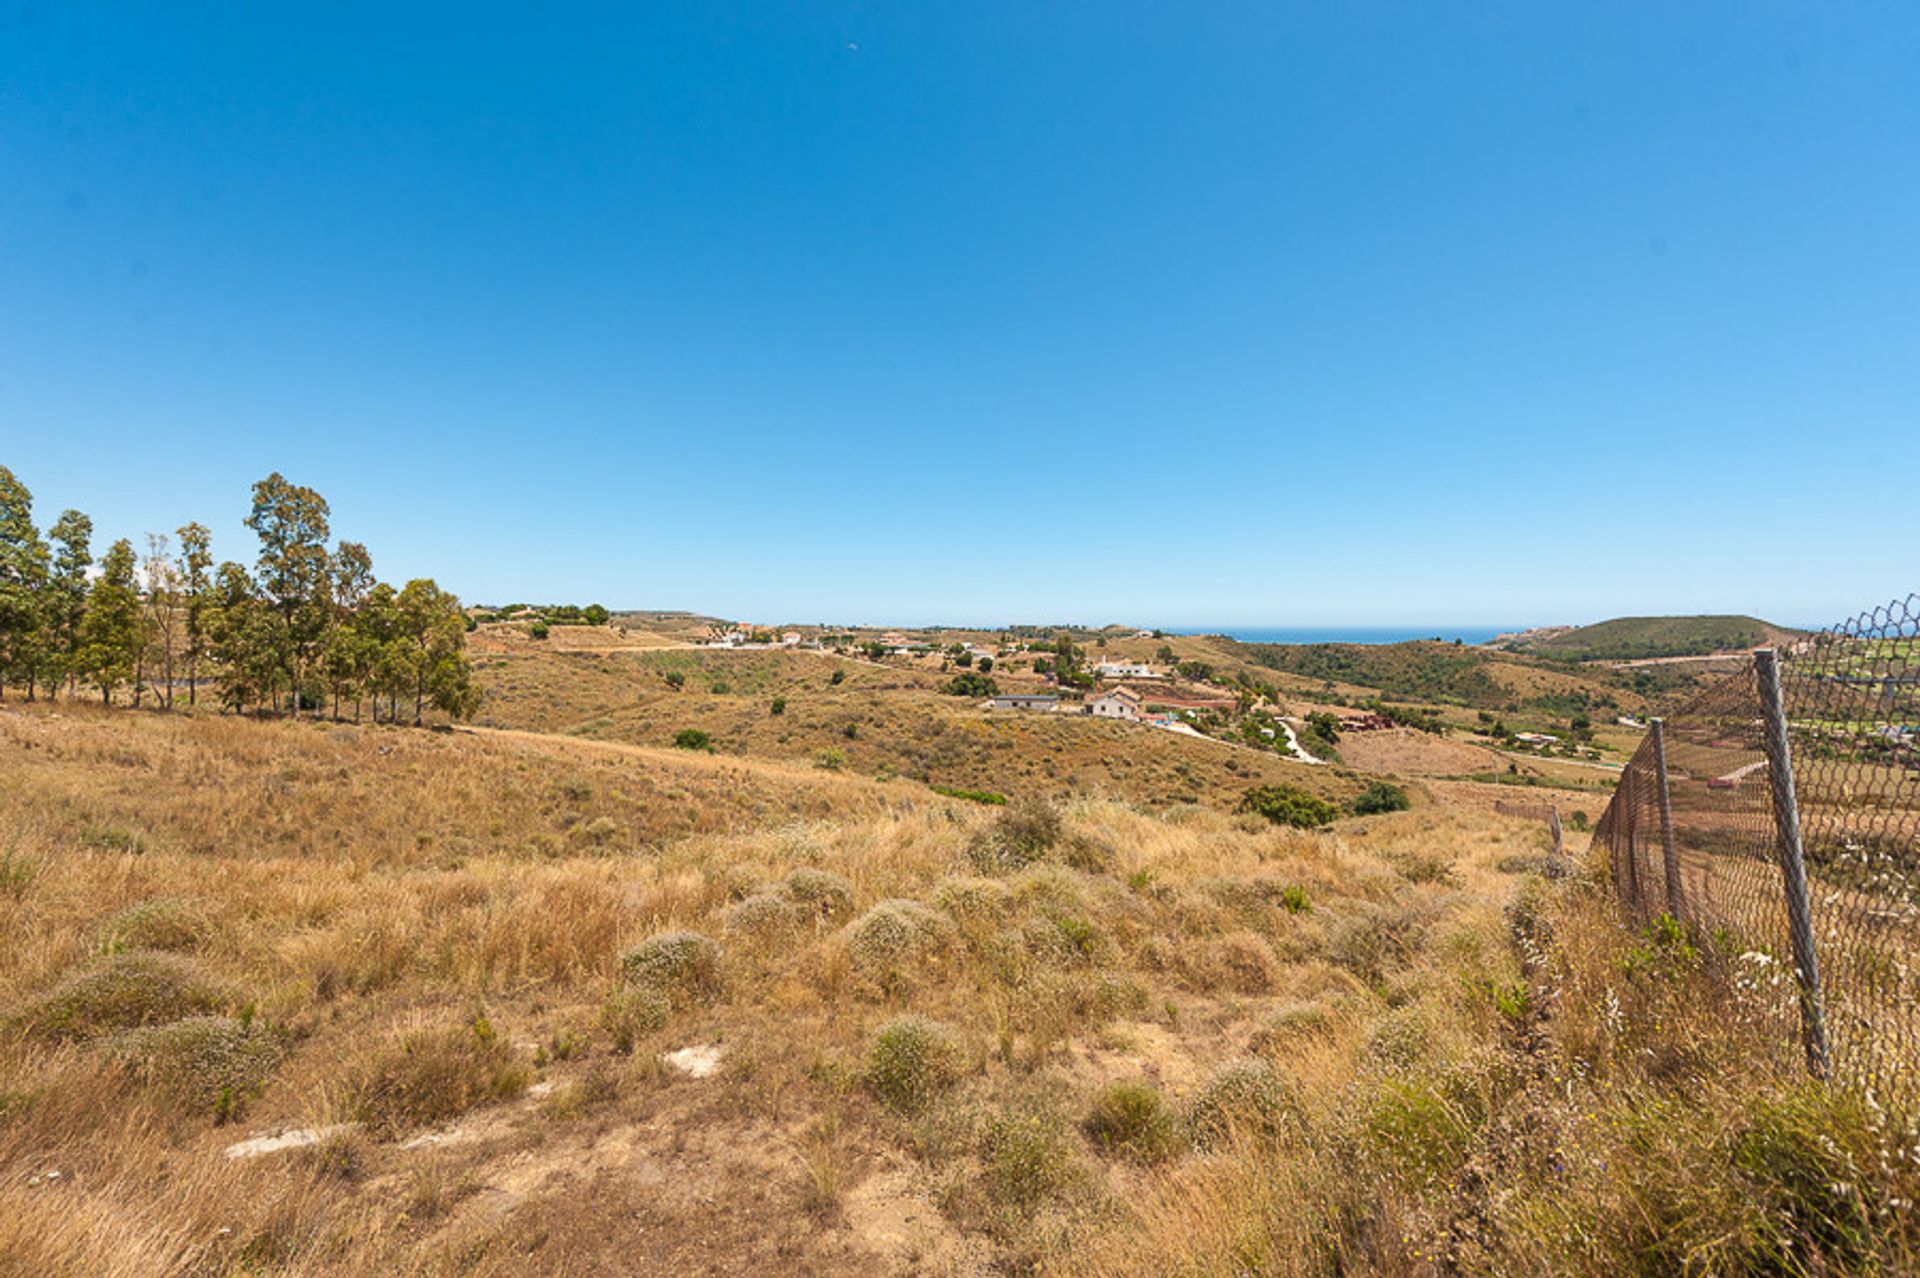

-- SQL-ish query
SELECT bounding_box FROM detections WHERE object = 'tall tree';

[0,465,50,700]
[79,539,146,704]
[47,510,93,698]
[206,561,276,713]
[395,579,480,724]
[177,521,211,706]
[244,473,331,714]
[141,533,183,709]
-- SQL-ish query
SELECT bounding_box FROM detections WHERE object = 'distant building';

[1513,732,1561,747]
[989,694,1060,713]
[1088,687,1144,721]
[781,631,802,646]
[1338,713,1396,732]
[1095,660,1156,679]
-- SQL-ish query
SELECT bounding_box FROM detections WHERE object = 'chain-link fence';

[1590,594,1919,1106]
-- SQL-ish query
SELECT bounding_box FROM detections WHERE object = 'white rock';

[662,1044,724,1078]
[223,1125,351,1160]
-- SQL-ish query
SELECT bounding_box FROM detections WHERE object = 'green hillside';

[1523,614,1799,661]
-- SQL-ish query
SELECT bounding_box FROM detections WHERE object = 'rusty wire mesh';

[1589,593,1920,1106]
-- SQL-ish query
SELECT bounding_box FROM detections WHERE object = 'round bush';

[13,952,229,1041]
[1185,1057,1297,1149]
[843,899,950,971]
[619,931,725,1007]
[722,891,801,936]
[865,1015,962,1112]
[783,867,855,921]
[1084,1081,1180,1163]
[94,898,210,954]
[108,1015,286,1115]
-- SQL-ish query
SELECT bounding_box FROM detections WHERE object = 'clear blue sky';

[3,4,1915,628]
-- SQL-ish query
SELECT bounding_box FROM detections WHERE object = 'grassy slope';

[468,630,1360,813]
[4,701,1912,1276]
[1520,614,1802,661]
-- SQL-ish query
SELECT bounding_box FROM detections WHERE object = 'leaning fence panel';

[1587,593,1920,1109]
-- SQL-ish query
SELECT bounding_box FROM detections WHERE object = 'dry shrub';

[783,867,855,921]
[618,931,725,1007]
[11,951,230,1040]
[721,891,802,937]
[933,875,1013,921]
[1249,1001,1338,1053]
[1207,930,1280,994]
[93,897,211,953]
[1185,1057,1297,1150]
[106,1014,286,1118]
[843,899,951,972]
[349,1013,530,1137]
[967,796,1063,873]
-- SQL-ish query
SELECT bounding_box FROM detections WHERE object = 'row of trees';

[0,467,477,724]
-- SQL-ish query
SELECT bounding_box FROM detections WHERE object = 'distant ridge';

[1501,614,1803,661]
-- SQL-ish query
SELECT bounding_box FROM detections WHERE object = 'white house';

[1087,687,1144,721]
[989,693,1061,713]
[1095,659,1155,679]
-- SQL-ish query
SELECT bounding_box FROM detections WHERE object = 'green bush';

[13,952,229,1040]
[829,669,846,685]
[940,671,1000,698]
[673,728,712,751]
[769,697,786,716]
[618,931,725,1007]
[932,784,1007,805]
[865,1015,962,1112]
[983,1107,1083,1208]
[1084,1081,1180,1162]
[600,985,668,1054]
[1239,784,1339,829]
[529,620,549,640]
[1350,781,1411,816]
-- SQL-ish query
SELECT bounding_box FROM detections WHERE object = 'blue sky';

[2,4,1915,628]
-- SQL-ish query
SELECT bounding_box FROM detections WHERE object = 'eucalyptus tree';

[0,466,50,700]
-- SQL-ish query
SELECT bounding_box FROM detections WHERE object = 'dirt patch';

[843,1161,994,1277]
[1330,728,1506,777]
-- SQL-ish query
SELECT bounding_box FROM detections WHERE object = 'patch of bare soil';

[1333,728,1506,777]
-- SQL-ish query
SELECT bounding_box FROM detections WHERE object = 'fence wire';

[1590,593,1920,1107]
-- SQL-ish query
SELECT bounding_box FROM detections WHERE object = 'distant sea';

[1177,625,1521,646]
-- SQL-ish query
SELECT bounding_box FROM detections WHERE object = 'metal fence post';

[1754,647,1831,1079]
[1548,806,1564,875]
[1651,718,1686,921]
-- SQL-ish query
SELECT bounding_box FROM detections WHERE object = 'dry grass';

[2,699,1913,1277]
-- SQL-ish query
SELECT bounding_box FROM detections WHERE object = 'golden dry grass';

[2,700,1913,1277]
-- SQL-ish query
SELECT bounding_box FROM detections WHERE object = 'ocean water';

[1174,625,1521,646]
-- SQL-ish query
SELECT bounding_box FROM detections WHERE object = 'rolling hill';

[1509,614,1802,661]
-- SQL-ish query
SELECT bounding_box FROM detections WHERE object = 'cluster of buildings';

[988,683,1232,727]
[708,628,809,650]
